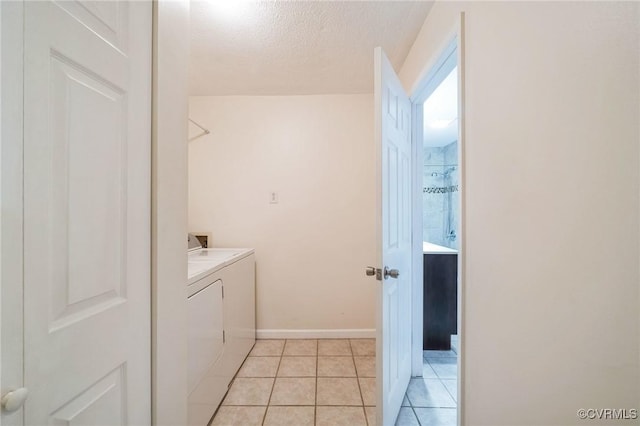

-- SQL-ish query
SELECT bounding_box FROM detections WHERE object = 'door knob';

[365,266,382,280]
[1,387,28,413]
[384,267,400,279]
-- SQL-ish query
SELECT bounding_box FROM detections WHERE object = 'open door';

[372,47,413,425]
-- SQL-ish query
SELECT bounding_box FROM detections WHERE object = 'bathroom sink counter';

[423,241,457,255]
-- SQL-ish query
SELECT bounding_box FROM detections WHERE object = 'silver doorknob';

[384,267,400,279]
[365,267,382,280]
[1,387,28,413]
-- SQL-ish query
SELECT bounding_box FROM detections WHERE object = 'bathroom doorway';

[406,35,462,426]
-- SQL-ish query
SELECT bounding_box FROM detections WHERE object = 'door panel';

[375,47,413,426]
[23,1,151,424]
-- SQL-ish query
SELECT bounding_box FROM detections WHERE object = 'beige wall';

[401,2,639,425]
[152,0,189,424]
[188,95,376,334]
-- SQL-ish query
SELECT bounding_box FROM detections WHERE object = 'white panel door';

[374,47,413,426]
[23,1,151,424]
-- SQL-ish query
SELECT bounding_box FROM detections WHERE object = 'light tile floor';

[210,337,457,426]
[398,335,458,426]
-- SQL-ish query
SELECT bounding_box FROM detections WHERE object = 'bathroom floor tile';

[402,395,411,407]
[423,349,457,358]
[250,340,285,356]
[427,357,457,379]
[316,406,367,426]
[350,339,375,356]
[237,356,280,377]
[318,339,352,356]
[441,379,457,402]
[210,406,266,426]
[413,407,457,426]
[283,339,317,356]
[395,407,419,426]
[269,377,316,405]
[406,378,456,408]
[222,378,274,406]
[263,406,315,426]
[318,356,356,377]
[358,377,376,406]
[277,356,316,377]
[422,362,439,378]
[317,378,363,405]
[354,356,375,377]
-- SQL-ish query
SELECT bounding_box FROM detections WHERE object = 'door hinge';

[222,286,224,298]
[223,330,226,343]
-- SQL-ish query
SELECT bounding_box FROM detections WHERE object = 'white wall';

[401,2,639,425]
[188,95,376,335]
[152,1,189,424]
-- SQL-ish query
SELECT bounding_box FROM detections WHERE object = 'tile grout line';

[348,339,369,426]
[261,342,285,425]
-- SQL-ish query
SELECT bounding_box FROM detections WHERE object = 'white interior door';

[22,1,151,424]
[374,47,413,426]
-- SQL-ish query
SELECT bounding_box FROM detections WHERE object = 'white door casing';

[375,47,413,426]
[22,1,151,424]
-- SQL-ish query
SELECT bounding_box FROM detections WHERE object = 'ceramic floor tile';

[350,339,375,356]
[222,378,274,406]
[277,356,316,377]
[354,356,375,377]
[423,350,457,358]
[441,379,457,402]
[237,356,280,377]
[263,406,315,426]
[402,395,411,406]
[395,407,419,426]
[365,406,376,426]
[427,357,458,379]
[422,362,439,378]
[250,339,285,356]
[316,406,367,426]
[283,339,318,356]
[406,378,456,408]
[269,377,316,406]
[317,377,363,406]
[318,339,352,356]
[413,407,457,426]
[318,356,356,377]
[211,406,266,426]
[358,377,376,406]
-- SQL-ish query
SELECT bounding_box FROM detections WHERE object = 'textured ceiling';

[189,1,434,95]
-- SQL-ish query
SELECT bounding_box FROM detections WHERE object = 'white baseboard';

[256,329,376,339]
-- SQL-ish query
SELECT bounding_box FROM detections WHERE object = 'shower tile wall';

[423,141,459,250]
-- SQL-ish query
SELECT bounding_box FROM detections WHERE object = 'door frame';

[1,2,26,425]
[409,12,466,425]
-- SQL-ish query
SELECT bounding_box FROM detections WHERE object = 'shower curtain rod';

[188,118,210,142]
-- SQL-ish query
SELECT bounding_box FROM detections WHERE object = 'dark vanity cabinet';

[423,253,458,350]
